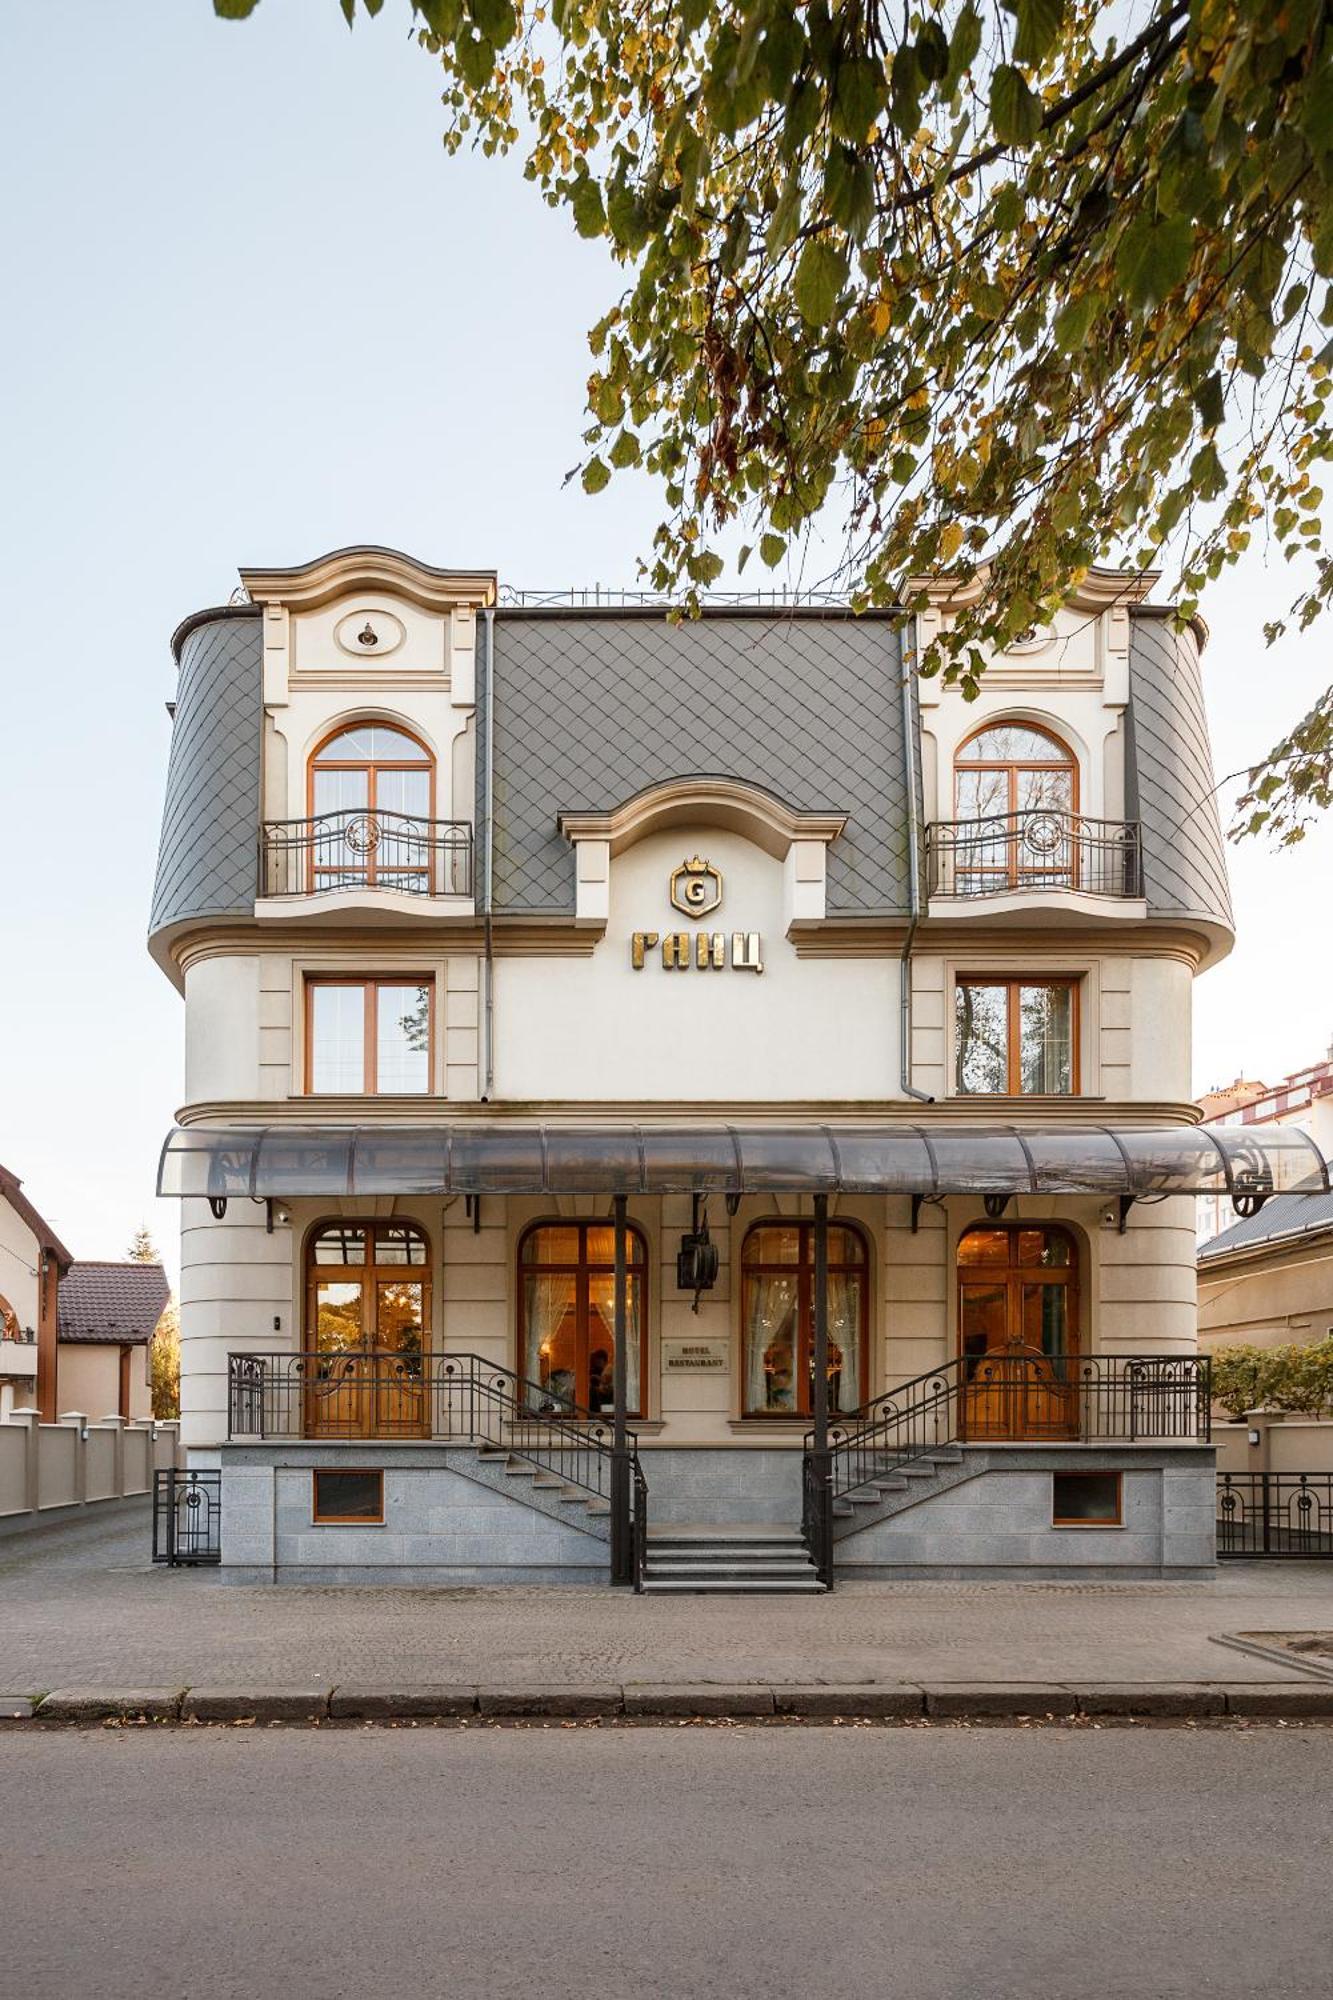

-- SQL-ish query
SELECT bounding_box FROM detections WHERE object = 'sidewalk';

[3,1502,1333,1704]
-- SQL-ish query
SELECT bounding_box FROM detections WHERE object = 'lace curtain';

[745,1272,798,1413]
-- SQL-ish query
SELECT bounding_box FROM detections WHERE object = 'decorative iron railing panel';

[1216,1471,1333,1558]
[805,1352,1210,1511]
[227,1350,643,1515]
[152,1468,222,1566]
[260,810,473,899]
[926,810,1142,899]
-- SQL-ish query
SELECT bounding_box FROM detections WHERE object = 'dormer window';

[309,722,435,892]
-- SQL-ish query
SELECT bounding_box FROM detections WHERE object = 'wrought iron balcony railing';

[260,809,473,899]
[925,809,1142,899]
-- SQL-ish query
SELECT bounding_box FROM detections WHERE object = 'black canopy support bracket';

[983,1192,1011,1219]
[208,1196,228,1221]
[464,1194,482,1234]
[1118,1194,1135,1236]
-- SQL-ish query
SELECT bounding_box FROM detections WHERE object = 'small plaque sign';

[661,1337,730,1374]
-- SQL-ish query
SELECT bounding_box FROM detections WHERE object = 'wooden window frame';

[955,974,1081,1096]
[1051,1469,1123,1528]
[304,975,435,1096]
[953,720,1079,817]
[740,1220,871,1421]
[516,1219,650,1419]
[312,1467,386,1525]
[308,722,437,893]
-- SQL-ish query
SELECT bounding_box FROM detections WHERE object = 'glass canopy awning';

[157,1122,1330,1203]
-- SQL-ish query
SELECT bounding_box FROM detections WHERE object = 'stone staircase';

[641,1523,826,1594]
[832,1446,973,1537]
[445,1445,612,1540]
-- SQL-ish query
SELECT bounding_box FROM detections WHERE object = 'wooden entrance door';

[957,1225,1078,1441]
[305,1222,431,1439]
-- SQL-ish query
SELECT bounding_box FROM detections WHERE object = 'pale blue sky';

[2,1,1330,1283]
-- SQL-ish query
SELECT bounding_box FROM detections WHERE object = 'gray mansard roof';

[146,585,1233,947]
[1125,612,1233,933]
[486,607,914,916]
[149,607,262,942]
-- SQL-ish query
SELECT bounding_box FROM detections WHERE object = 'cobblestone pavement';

[2,1500,1332,1690]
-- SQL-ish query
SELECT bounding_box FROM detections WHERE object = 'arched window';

[741,1222,868,1418]
[953,723,1077,891]
[956,1225,1079,1440]
[303,1221,431,1439]
[518,1222,649,1418]
[308,722,435,892]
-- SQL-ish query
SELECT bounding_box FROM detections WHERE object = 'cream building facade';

[149,548,1327,1588]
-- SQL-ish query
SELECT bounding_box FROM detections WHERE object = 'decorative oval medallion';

[334,608,406,658]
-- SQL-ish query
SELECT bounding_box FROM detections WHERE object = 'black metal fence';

[151,1468,222,1566]
[808,1353,1211,1513]
[1216,1472,1333,1558]
[926,810,1143,899]
[228,1350,647,1585]
[260,809,473,898]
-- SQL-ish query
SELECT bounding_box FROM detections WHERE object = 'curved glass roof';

[157,1122,1330,1201]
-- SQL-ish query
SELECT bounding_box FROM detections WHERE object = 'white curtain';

[524,1274,576,1408]
[590,1280,640,1413]
[827,1272,860,1414]
[745,1273,797,1414]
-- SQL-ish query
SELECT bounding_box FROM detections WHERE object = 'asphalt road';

[2,1726,1329,2000]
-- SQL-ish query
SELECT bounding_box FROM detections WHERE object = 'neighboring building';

[57,1262,170,1424]
[147,546,1325,1588]
[1199,1192,1333,1354]
[1196,1049,1333,1244]
[0,1164,72,1422]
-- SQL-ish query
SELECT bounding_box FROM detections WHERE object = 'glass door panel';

[314,1281,364,1350]
[374,1278,427,1436]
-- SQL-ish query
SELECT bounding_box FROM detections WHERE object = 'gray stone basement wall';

[220,1445,609,1585]
[834,1446,1217,1579]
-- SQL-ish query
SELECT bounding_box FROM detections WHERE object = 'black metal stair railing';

[802,1351,1212,1532]
[227,1349,644,1514]
[259,809,473,898]
[926,809,1143,898]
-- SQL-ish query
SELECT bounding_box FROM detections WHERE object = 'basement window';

[312,1469,384,1524]
[1051,1470,1122,1527]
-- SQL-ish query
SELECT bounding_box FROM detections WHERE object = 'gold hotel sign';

[631,858,763,975]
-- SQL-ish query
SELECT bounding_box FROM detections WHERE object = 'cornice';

[174,1097,1206,1130]
[559,776,847,860]
[907,564,1161,618]
[238,546,497,614]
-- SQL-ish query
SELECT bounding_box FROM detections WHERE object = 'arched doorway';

[957,1224,1079,1440]
[304,1220,431,1437]
[953,721,1078,891]
[307,721,435,893]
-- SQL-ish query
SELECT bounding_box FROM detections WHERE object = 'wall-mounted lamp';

[1248,1428,1261,1447]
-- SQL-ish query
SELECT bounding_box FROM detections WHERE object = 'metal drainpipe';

[899,633,935,1104]
[482,602,496,1101]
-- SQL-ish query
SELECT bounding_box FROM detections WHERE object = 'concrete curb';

[6,1680,1333,1725]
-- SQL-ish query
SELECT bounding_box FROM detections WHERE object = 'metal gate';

[152,1468,222,1566]
[1216,1472,1333,1558]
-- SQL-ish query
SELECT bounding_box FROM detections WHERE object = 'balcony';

[0,1327,37,1380]
[925,808,1143,902]
[259,809,473,903]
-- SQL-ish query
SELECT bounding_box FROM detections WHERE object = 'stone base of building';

[207,1440,1215,1584]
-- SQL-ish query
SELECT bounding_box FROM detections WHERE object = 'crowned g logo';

[669,856,723,919]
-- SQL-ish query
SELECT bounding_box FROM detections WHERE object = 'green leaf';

[993,181,1025,231]
[1012,0,1065,67]
[990,66,1042,146]
[824,147,874,241]
[793,238,848,326]
[688,549,726,585]
[1192,371,1225,430]
[469,0,516,44]
[831,56,887,142]
[1052,292,1097,353]
[571,174,607,239]
[609,430,641,469]
[759,532,786,568]
[214,0,262,16]
[1114,213,1193,307]
[914,22,948,85]
[415,0,462,35]
[581,458,611,495]
[946,3,983,90]
[456,29,494,89]
[766,170,802,256]
[339,0,354,22]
